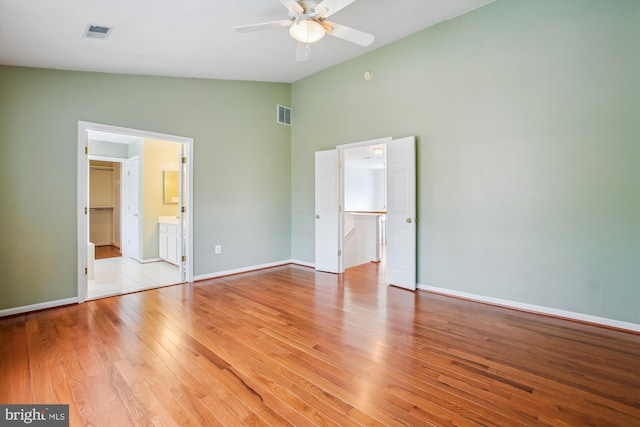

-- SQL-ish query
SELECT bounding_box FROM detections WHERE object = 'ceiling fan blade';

[234,20,292,33]
[280,0,304,14]
[316,0,356,18]
[296,42,311,62]
[325,21,374,46]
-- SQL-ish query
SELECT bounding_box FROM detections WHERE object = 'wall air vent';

[277,105,292,126]
[84,24,113,40]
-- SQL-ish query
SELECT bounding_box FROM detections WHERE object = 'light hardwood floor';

[95,245,122,260]
[1,263,639,426]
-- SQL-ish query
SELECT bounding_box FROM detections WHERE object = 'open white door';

[315,149,342,273]
[122,157,140,260]
[386,136,416,290]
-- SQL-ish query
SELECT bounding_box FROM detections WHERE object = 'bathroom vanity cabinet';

[159,217,179,265]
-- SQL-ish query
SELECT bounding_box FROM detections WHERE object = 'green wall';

[0,67,291,309]
[291,0,640,323]
[1,0,637,326]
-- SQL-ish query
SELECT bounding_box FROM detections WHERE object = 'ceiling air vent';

[277,105,292,126]
[84,24,113,40]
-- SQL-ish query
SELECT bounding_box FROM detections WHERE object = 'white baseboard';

[0,297,78,318]
[194,260,295,281]
[137,257,163,264]
[289,259,315,268]
[418,284,640,333]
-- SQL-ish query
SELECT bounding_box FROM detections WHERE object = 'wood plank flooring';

[95,245,122,260]
[1,263,639,426]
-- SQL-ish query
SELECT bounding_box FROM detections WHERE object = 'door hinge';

[182,255,186,262]
[181,157,186,164]
[84,267,88,275]
[339,205,342,212]
[338,160,342,168]
[84,207,87,214]
[85,146,88,155]
[338,250,342,256]
[181,206,185,213]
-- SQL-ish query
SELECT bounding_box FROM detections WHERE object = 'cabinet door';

[167,225,178,264]
[159,224,168,260]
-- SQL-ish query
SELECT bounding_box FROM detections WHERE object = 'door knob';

[315,215,320,219]
[406,218,412,223]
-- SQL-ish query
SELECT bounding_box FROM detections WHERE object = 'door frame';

[318,136,416,289]
[77,121,194,303]
[335,137,392,274]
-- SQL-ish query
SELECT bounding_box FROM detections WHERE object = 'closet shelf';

[89,206,114,210]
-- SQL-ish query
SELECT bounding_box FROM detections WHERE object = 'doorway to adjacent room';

[315,136,416,290]
[78,121,194,302]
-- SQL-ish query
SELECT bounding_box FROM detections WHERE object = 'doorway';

[87,153,178,299]
[342,143,387,272]
[77,121,194,303]
[89,158,122,259]
[315,136,416,290]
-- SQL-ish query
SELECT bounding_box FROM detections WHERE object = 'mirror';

[163,170,179,204]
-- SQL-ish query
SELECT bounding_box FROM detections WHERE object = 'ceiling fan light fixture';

[289,19,326,44]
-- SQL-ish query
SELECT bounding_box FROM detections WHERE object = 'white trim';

[82,121,193,145]
[0,298,78,318]
[78,121,195,305]
[137,258,164,264]
[418,284,640,333]
[336,137,391,150]
[90,154,127,162]
[194,260,299,281]
[77,122,89,303]
[289,259,315,268]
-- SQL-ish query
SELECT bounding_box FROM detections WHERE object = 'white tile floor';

[87,256,182,300]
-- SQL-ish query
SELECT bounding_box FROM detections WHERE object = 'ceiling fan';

[234,0,374,62]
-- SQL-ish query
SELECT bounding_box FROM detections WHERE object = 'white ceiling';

[0,0,492,83]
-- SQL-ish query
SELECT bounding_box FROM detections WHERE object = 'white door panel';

[386,137,416,290]
[122,157,140,260]
[315,149,341,273]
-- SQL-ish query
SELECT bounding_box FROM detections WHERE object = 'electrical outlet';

[215,245,221,254]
